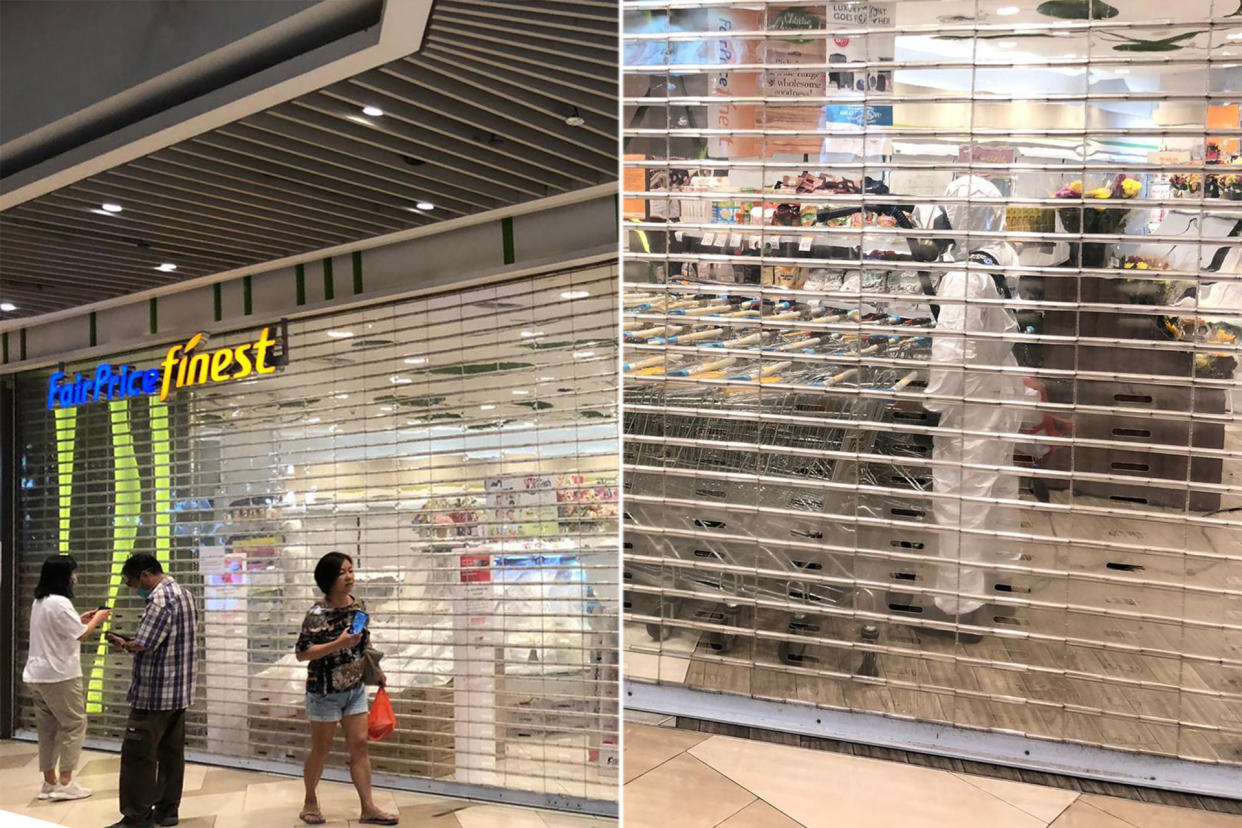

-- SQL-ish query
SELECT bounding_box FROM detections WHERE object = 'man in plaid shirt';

[105,554,197,828]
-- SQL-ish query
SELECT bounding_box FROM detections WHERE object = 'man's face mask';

[137,587,152,600]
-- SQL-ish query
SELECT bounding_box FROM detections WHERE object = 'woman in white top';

[23,555,111,801]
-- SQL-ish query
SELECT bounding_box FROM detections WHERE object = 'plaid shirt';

[129,576,197,710]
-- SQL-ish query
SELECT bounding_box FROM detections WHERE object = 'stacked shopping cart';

[622,274,938,677]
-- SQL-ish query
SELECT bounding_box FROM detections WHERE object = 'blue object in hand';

[350,610,369,635]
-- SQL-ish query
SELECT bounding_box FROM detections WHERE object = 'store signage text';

[958,145,1019,165]
[47,328,279,410]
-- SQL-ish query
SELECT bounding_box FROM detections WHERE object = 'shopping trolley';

[623,287,935,677]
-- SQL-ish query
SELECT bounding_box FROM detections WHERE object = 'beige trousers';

[30,677,87,775]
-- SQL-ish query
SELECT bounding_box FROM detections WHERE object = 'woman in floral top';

[295,553,396,826]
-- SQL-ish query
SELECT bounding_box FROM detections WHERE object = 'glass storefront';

[622,1,1242,769]
[12,263,619,803]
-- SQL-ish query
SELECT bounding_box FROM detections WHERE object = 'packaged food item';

[714,201,742,224]
[762,266,807,290]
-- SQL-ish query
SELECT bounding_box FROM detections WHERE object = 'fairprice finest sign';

[47,328,280,410]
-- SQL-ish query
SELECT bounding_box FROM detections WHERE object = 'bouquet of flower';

[1220,172,1242,200]
[1168,173,1202,196]
[1120,255,1169,271]
[1054,173,1141,235]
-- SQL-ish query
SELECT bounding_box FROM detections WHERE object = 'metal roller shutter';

[621,0,1242,787]
[12,263,619,807]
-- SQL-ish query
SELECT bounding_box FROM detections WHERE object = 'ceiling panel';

[0,0,618,320]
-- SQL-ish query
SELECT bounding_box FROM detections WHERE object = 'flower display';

[1169,173,1202,194]
[1121,255,1169,271]
[1220,172,1242,200]
[1055,173,1140,200]
[1054,173,1140,234]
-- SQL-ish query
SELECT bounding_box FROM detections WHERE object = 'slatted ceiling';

[0,0,618,321]
[213,112,504,209]
[427,4,616,64]
[430,22,615,71]
[399,57,612,148]
[303,90,578,191]
[413,47,615,123]
[344,70,613,174]
[434,0,618,40]
[256,103,539,203]
[150,137,470,223]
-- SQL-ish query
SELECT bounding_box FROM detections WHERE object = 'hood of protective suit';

[915,175,1015,262]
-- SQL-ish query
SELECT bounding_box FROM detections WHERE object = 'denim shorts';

[305,685,368,723]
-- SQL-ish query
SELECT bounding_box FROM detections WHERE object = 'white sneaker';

[37,782,56,800]
[49,781,91,801]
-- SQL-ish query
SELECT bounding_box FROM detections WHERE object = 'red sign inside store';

[459,555,491,583]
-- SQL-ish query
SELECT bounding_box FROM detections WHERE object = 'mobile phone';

[349,610,369,635]
[106,632,130,646]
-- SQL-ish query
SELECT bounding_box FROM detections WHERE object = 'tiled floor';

[0,740,613,827]
[622,722,1242,828]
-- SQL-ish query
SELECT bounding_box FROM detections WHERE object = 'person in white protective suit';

[915,176,1038,637]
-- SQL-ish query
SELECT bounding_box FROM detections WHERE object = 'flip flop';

[299,810,326,825]
[358,814,399,826]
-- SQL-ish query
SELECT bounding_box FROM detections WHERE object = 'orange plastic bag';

[368,688,396,742]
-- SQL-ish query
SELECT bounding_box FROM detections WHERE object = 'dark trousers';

[119,707,186,825]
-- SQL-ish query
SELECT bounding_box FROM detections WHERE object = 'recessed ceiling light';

[307,417,321,424]
[996,5,1020,14]
[155,263,177,272]
[327,330,354,339]
[404,357,427,365]
[0,302,15,312]
[561,290,590,300]
[573,351,596,359]
[335,393,350,400]
[512,389,530,396]
[539,376,555,381]
[415,201,435,211]
[520,330,546,338]
[101,203,123,213]
[1228,33,1242,40]
[362,106,384,117]
[480,404,496,411]
[390,375,413,384]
